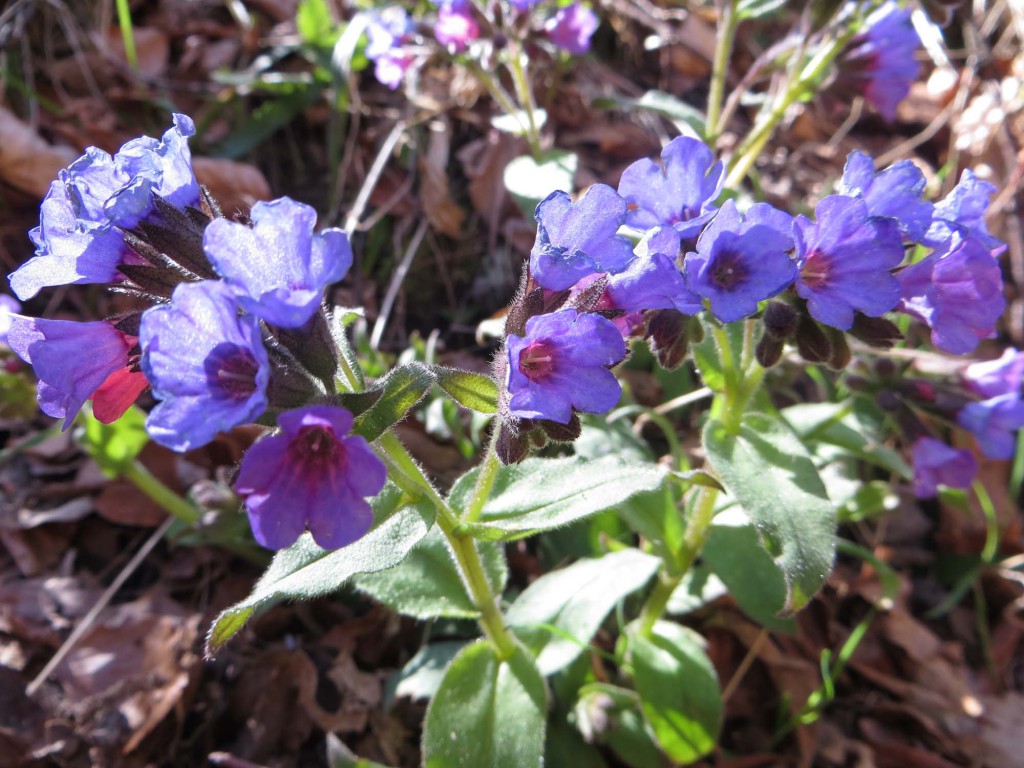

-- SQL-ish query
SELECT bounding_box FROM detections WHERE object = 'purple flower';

[236,405,387,550]
[529,185,634,291]
[837,150,933,242]
[604,227,702,315]
[545,3,598,56]
[508,0,543,10]
[6,316,140,426]
[684,200,796,323]
[10,114,198,300]
[505,309,625,424]
[203,197,352,328]
[794,195,904,330]
[840,1,921,121]
[958,394,1024,460]
[140,280,270,451]
[617,136,723,241]
[964,348,1024,399]
[925,170,1005,254]
[897,234,1004,355]
[365,8,415,89]
[911,437,977,498]
[434,0,480,52]
[0,295,20,346]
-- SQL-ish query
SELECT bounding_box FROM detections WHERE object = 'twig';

[343,120,407,237]
[27,517,174,697]
[370,218,430,350]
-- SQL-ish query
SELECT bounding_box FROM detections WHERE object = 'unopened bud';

[795,315,831,363]
[825,328,852,371]
[873,357,897,379]
[496,423,529,464]
[849,314,903,349]
[645,309,689,370]
[763,302,799,340]
[755,336,784,368]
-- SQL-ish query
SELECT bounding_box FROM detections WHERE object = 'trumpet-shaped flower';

[957,394,1024,460]
[140,280,270,451]
[794,195,904,330]
[236,405,387,550]
[546,3,598,55]
[963,348,1024,399]
[925,170,1005,254]
[10,114,198,300]
[433,0,480,51]
[505,309,625,423]
[203,197,352,328]
[529,185,634,290]
[911,437,977,498]
[897,234,1004,355]
[838,151,933,242]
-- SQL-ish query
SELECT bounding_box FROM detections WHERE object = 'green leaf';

[628,621,722,764]
[353,526,506,619]
[491,109,548,137]
[703,412,837,613]
[432,367,498,414]
[574,683,663,768]
[593,91,706,135]
[387,640,466,705]
[506,548,660,675]
[690,318,745,393]
[296,0,337,47]
[353,362,436,441]
[450,455,668,541]
[77,405,150,478]
[546,717,608,768]
[423,641,547,768]
[503,150,578,217]
[0,370,38,420]
[699,509,795,633]
[205,489,434,655]
[213,87,324,159]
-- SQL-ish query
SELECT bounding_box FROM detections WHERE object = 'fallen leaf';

[0,107,77,198]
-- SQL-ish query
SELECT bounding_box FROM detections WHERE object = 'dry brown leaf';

[0,107,77,198]
[420,118,466,238]
[101,26,170,79]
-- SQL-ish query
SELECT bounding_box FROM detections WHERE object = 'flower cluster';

[498,134,1012,471]
[362,0,599,88]
[7,116,385,552]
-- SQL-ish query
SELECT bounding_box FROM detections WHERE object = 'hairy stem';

[706,0,739,143]
[122,460,201,526]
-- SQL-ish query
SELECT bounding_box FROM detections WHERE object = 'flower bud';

[795,315,831,364]
[755,335,784,368]
[763,301,799,340]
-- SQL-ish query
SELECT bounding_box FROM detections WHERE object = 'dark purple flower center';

[709,250,747,290]
[800,250,832,290]
[205,342,259,400]
[293,425,346,470]
[519,340,557,381]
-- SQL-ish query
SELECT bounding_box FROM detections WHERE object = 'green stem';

[507,48,543,160]
[467,59,542,159]
[114,0,138,72]
[465,426,501,524]
[122,460,200,526]
[706,0,739,142]
[637,484,720,637]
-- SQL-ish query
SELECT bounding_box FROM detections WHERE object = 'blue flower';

[964,348,1024,399]
[6,316,141,426]
[897,234,1004,355]
[794,195,904,330]
[838,150,933,242]
[958,394,1024,460]
[140,280,270,451]
[10,114,198,300]
[839,1,920,121]
[925,170,1006,254]
[505,309,625,424]
[617,136,723,241]
[434,0,480,52]
[911,437,977,498]
[0,294,20,346]
[545,3,599,55]
[203,197,352,328]
[236,405,387,550]
[365,7,415,89]
[684,200,796,323]
[529,185,634,291]
[604,227,702,314]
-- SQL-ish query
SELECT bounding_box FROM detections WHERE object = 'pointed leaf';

[423,641,547,768]
[507,548,660,675]
[432,366,499,414]
[353,362,436,441]
[450,455,668,541]
[703,412,837,613]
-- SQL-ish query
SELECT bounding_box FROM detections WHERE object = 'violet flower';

[794,195,905,330]
[10,114,198,300]
[896,233,1004,355]
[545,3,599,56]
[684,200,796,323]
[505,309,625,424]
[203,197,352,328]
[604,227,703,315]
[434,0,480,52]
[911,437,977,498]
[964,348,1024,399]
[925,170,1006,255]
[236,405,387,550]
[6,316,144,426]
[529,185,634,291]
[839,1,921,121]
[958,394,1024,460]
[365,7,415,89]
[0,294,20,346]
[617,136,723,243]
[140,280,270,451]
[838,150,933,243]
